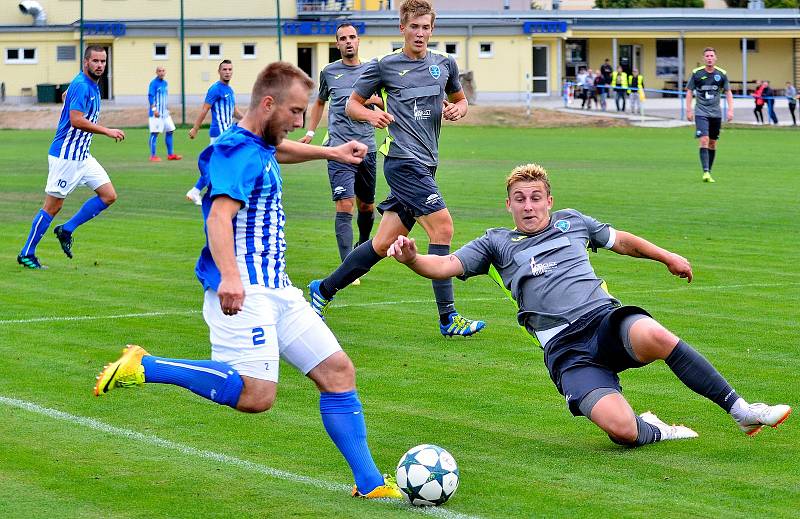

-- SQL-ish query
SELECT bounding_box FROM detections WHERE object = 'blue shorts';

[327,152,377,203]
[543,305,650,417]
[694,115,721,140]
[377,155,446,230]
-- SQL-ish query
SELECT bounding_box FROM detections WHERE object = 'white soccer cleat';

[185,187,202,206]
[640,411,699,441]
[735,403,791,437]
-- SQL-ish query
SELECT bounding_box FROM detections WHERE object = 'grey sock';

[635,414,661,445]
[708,149,716,171]
[334,212,353,262]
[665,340,740,412]
[699,148,710,172]
[428,244,456,319]
[321,239,382,297]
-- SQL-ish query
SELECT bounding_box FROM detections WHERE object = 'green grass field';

[0,125,797,518]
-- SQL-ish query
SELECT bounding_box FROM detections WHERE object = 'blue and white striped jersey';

[195,125,289,291]
[148,77,169,117]
[48,72,101,161]
[204,81,236,138]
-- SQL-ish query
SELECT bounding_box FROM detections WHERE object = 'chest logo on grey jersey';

[398,69,410,76]
[530,255,558,277]
[714,74,721,81]
[413,99,431,121]
[334,73,344,80]
[554,219,570,233]
[429,65,441,80]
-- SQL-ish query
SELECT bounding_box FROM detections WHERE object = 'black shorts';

[695,115,722,140]
[543,305,651,417]
[377,155,446,230]
[327,152,377,203]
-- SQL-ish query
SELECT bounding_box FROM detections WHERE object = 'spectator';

[611,65,628,112]
[594,70,608,111]
[752,80,765,125]
[600,58,613,84]
[762,80,778,125]
[785,82,797,126]
[583,69,598,110]
[629,68,644,115]
[576,67,588,108]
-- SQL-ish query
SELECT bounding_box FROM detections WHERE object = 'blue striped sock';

[20,209,53,256]
[149,132,158,156]
[62,196,108,233]
[165,132,174,155]
[319,391,384,494]
[141,356,243,408]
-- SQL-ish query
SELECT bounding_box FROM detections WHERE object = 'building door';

[297,46,315,80]
[532,45,549,95]
[618,44,642,75]
[99,45,112,100]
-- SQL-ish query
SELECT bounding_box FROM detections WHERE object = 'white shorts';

[45,155,111,198]
[203,284,341,382]
[148,115,176,133]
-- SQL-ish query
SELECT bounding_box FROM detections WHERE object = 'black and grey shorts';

[377,155,446,230]
[327,152,377,203]
[694,115,722,140]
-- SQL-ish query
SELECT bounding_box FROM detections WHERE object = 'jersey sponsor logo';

[554,219,570,233]
[511,235,530,242]
[425,193,441,205]
[530,256,558,277]
[413,99,431,121]
[714,74,721,81]
[429,65,441,80]
[334,73,344,80]
[398,69,411,76]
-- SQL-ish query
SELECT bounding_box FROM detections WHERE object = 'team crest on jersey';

[554,219,570,233]
[429,65,441,80]
[714,74,721,82]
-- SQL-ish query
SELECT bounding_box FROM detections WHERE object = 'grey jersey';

[453,209,619,332]
[353,49,462,167]
[318,60,376,152]
[686,66,730,118]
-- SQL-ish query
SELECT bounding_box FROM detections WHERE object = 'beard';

[87,68,103,81]
[261,117,284,147]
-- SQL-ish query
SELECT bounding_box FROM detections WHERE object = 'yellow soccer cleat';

[702,172,716,183]
[93,344,149,396]
[351,475,404,499]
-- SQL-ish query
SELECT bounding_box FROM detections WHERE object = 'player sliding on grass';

[308,0,486,337]
[388,163,791,447]
[94,62,402,499]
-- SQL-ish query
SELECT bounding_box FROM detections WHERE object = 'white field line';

[0,396,478,519]
[0,281,797,326]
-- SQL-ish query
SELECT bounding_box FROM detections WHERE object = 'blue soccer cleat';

[308,279,333,318]
[53,225,73,259]
[17,254,47,270]
[440,312,486,337]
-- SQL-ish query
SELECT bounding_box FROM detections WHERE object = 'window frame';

[5,47,38,64]
[478,42,493,59]
[188,43,204,60]
[242,42,257,60]
[207,43,223,60]
[153,43,168,60]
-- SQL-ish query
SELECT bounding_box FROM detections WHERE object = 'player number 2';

[252,327,266,346]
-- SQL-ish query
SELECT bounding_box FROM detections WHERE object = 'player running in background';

[299,22,384,283]
[17,45,125,269]
[686,47,734,184]
[147,66,182,162]
[388,163,791,447]
[308,0,486,337]
[186,59,244,204]
[94,62,402,500]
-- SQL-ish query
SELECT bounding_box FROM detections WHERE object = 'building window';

[242,43,256,59]
[479,42,493,58]
[5,47,37,64]
[445,42,458,56]
[564,39,587,78]
[739,39,758,53]
[655,40,679,79]
[153,43,168,60]
[188,43,203,59]
[208,43,222,59]
[391,42,403,52]
[56,45,76,61]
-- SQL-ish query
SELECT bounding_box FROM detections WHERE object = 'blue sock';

[165,132,174,155]
[141,356,243,408]
[194,173,209,191]
[62,196,108,233]
[20,209,53,256]
[149,133,158,157]
[319,391,384,494]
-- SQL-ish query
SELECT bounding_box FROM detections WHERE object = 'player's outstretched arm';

[299,99,326,144]
[189,103,212,139]
[387,236,465,280]
[207,195,246,315]
[611,230,693,283]
[346,92,394,128]
[443,90,468,121]
[276,139,366,165]
[69,110,125,141]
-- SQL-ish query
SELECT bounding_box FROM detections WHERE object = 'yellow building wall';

[0,32,80,99]
[3,0,298,25]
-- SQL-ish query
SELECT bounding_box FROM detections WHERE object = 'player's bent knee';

[310,352,356,393]
[236,377,277,413]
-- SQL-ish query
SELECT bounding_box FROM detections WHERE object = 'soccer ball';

[395,444,459,506]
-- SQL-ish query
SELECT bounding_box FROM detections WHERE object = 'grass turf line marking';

[0,396,478,519]
[1,281,797,326]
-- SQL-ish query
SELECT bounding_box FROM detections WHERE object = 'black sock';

[665,340,740,412]
[334,212,354,263]
[708,149,716,171]
[321,239,382,298]
[428,244,456,322]
[635,414,661,445]
[356,209,375,245]
[699,148,710,172]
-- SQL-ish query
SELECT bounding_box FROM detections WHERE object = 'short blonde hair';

[506,163,551,195]
[400,0,436,26]
[250,61,313,110]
